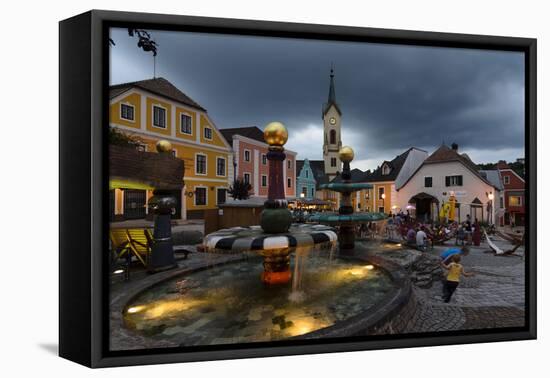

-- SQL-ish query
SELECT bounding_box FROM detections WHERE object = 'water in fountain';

[124,247,395,346]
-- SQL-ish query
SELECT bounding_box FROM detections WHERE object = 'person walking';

[440,254,474,303]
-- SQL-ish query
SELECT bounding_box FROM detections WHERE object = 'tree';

[109,28,158,56]
[228,179,252,200]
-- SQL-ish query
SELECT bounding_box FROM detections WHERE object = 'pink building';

[221,127,297,199]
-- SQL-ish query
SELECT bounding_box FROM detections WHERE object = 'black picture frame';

[59,10,537,368]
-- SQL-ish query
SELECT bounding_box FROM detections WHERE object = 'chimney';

[451,143,458,151]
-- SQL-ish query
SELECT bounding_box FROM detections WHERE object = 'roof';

[296,160,305,176]
[220,126,265,145]
[415,144,496,188]
[330,168,368,183]
[367,147,416,182]
[109,77,206,111]
[479,170,504,191]
[323,68,342,116]
[307,160,329,188]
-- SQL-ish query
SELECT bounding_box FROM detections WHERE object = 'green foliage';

[108,127,144,148]
[228,179,252,200]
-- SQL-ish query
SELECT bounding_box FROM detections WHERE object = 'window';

[216,157,226,176]
[311,188,315,198]
[217,188,226,205]
[509,196,522,206]
[195,187,207,206]
[120,103,134,121]
[382,164,391,175]
[244,150,251,162]
[287,160,292,169]
[287,178,292,188]
[499,196,504,209]
[445,175,463,187]
[424,177,433,187]
[305,170,309,178]
[204,127,213,139]
[378,187,385,200]
[243,173,251,184]
[302,187,308,196]
[153,106,166,128]
[503,175,510,185]
[331,157,337,167]
[330,129,336,144]
[180,114,192,134]
[378,206,385,213]
[262,175,268,187]
[262,154,267,165]
[196,154,207,175]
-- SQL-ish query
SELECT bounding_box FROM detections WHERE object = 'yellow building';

[109,77,233,220]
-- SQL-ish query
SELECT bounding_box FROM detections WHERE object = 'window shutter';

[445,176,450,187]
[458,175,463,186]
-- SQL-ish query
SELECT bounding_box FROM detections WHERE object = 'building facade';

[220,127,297,199]
[497,160,526,226]
[296,159,317,199]
[396,144,499,223]
[360,147,428,214]
[109,77,233,220]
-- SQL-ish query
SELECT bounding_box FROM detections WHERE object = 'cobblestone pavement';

[400,236,526,333]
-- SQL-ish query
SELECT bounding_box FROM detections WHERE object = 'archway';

[409,192,439,223]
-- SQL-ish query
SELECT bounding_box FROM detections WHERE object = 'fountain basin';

[120,252,405,346]
[319,182,373,192]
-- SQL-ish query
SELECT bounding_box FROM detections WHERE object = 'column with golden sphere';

[337,146,357,250]
[260,122,293,234]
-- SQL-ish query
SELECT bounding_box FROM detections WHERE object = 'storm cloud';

[109,27,525,170]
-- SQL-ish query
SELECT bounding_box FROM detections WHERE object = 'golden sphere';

[264,122,288,147]
[156,140,173,153]
[339,146,355,163]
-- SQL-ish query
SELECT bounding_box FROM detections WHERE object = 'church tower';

[322,67,342,180]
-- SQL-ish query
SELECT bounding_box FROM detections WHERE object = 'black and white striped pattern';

[204,224,337,253]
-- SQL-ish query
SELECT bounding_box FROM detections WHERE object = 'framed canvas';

[59,10,536,368]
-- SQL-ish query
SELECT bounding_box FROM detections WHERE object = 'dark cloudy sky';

[109,27,525,171]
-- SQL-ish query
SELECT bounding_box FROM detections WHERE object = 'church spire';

[323,64,342,117]
[328,65,336,104]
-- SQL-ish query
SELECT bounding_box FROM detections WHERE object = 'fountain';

[114,124,410,348]
[203,122,337,285]
[310,146,387,250]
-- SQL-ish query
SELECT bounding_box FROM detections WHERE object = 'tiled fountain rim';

[110,252,412,348]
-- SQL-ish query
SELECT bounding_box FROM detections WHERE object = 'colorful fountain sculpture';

[203,122,337,285]
[310,146,387,250]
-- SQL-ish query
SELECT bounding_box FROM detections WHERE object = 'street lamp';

[487,192,494,225]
